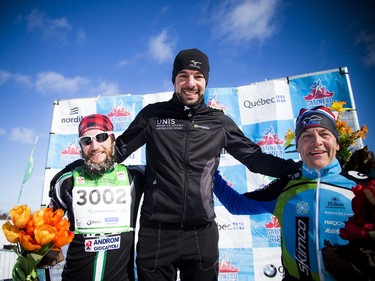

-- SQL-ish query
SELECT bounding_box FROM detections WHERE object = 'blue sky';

[1,0,374,214]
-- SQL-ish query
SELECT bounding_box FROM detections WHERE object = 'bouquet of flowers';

[329,101,368,166]
[340,179,375,243]
[322,146,375,280]
[2,205,74,281]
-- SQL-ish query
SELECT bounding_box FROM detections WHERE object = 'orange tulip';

[55,217,71,232]
[34,225,56,245]
[44,208,65,226]
[10,205,31,228]
[19,230,41,251]
[25,218,35,236]
[53,228,74,248]
[32,208,47,228]
[2,221,20,243]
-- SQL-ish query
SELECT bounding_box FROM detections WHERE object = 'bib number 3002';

[76,188,126,206]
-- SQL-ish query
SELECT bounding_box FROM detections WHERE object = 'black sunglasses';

[79,132,113,146]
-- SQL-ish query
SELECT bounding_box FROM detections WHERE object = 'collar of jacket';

[302,158,342,179]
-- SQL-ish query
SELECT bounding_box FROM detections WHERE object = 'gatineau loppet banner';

[41,67,361,281]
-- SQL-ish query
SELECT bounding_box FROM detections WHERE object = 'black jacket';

[116,93,299,226]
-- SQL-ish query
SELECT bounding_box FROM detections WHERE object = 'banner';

[41,67,361,280]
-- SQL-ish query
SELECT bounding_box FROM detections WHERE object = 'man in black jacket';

[115,48,300,281]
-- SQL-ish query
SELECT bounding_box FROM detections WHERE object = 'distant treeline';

[0,212,8,219]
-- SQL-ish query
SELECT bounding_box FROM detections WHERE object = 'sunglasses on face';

[79,132,113,146]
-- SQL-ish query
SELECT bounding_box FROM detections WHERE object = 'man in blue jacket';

[214,106,356,281]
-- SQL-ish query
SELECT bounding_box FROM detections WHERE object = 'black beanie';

[172,48,210,85]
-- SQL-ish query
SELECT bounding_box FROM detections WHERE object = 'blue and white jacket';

[214,158,356,281]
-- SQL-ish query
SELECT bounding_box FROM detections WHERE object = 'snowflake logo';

[296,201,309,214]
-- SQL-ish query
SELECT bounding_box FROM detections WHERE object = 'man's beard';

[176,89,204,106]
[82,147,116,176]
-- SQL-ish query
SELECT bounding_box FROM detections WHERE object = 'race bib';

[73,185,132,234]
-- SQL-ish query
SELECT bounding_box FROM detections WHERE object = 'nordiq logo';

[61,115,83,124]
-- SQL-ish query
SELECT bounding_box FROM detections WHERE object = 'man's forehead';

[301,127,331,134]
[82,129,106,136]
[177,69,203,75]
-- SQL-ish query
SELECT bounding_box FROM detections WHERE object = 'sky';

[0,0,374,214]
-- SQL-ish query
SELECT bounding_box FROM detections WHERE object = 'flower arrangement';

[329,101,368,166]
[321,146,375,279]
[2,205,74,281]
[339,179,375,243]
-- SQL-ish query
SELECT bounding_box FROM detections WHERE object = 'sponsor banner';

[214,165,248,195]
[218,248,253,281]
[43,67,360,281]
[289,67,354,115]
[250,213,281,248]
[51,98,97,134]
[216,206,252,249]
[141,91,173,106]
[245,168,275,191]
[242,119,297,160]
[218,146,243,167]
[237,79,293,125]
[46,134,81,169]
[41,168,60,208]
[96,94,142,132]
[205,87,241,124]
[252,247,284,280]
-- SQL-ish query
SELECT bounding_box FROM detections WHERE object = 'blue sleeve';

[214,171,275,215]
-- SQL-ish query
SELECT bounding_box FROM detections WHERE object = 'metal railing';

[0,248,17,281]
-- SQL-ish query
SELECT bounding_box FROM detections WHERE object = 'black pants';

[136,220,219,281]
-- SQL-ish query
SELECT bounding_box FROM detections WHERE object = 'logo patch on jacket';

[155,118,183,130]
